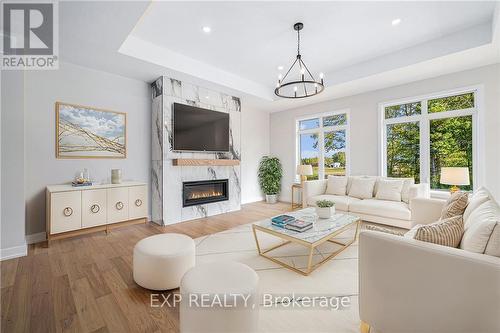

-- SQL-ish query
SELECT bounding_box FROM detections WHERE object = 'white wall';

[270,64,500,202]
[1,71,27,259]
[241,107,269,203]
[24,62,151,237]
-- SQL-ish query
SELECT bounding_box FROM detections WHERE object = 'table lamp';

[440,167,470,193]
[297,165,313,183]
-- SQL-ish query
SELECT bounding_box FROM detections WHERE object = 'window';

[381,89,479,192]
[297,111,349,180]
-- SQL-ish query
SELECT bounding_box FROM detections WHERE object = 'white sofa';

[302,176,430,229]
[359,188,500,333]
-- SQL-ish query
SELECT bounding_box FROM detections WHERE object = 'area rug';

[193,215,369,333]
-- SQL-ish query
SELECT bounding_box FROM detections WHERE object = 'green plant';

[258,156,283,195]
[316,200,335,208]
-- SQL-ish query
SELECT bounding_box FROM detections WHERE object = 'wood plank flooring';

[1,201,290,333]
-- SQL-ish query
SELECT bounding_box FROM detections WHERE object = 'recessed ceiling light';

[392,18,401,26]
[202,26,211,33]
[277,66,284,71]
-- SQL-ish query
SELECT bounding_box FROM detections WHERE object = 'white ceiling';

[131,1,495,86]
[57,1,500,112]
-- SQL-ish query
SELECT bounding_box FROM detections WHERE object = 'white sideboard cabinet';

[46,181,148,243]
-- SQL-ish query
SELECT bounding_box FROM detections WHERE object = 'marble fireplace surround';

[151,76,242,225]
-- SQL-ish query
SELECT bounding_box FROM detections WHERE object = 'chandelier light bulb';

[300,68,305,75]
[278,74,283,80]
[319,72,324,79]
[294,86,298,91]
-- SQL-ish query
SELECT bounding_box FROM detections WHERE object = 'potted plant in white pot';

[315,200,335,219]
[258,156,283,204]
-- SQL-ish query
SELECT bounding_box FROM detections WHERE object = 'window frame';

[295,109,351,181]
[378,85,484,195]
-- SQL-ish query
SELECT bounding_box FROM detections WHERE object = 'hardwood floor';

[1,201,290,333]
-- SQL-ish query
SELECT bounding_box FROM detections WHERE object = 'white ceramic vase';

[316,206,335,219]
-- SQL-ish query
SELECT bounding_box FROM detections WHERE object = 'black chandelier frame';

[274,22,324,99]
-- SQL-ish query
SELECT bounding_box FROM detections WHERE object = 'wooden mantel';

[172,159,240,166]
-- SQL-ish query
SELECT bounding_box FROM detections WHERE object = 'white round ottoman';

[180,261,259,333]
[133,233,195,290]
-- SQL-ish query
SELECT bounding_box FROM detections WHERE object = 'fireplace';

[182,179,229,207]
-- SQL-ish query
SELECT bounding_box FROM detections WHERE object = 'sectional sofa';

[302,176,434,229]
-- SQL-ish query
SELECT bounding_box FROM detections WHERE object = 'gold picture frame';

[55,102,127,159]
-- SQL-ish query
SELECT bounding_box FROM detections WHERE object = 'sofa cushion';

[484,223,500,257]
[404,216,464,248]
[325,176,348,196]
[463,187,491,224]
[307,194,360,211]
[440,191,468,220]
[460,199,499,253]
[375,179,403,202]
[348,178,376,199]
[375,177,414,203]
[350,199,411,220]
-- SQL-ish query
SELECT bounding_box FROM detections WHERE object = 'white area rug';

[194,219,364,333]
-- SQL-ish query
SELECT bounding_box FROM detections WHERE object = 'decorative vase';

[265,194,278,204]
[111,169,122,184]
[316,206,335,219]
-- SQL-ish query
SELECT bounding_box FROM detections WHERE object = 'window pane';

[324,130,346,178]
[428,93,474,114]
[385,102,421,119]
[323,114,347,127]
[430,116,473,191]
[299,133,319,180]
[386,122,420,182]
[299,118,320,130]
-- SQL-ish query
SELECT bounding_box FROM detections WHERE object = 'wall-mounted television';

[172,103,230,152]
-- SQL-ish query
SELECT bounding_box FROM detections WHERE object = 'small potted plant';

[258,156,283,204]
[315,200,335,219]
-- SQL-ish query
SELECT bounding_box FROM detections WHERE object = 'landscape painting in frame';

[56,102,126,158]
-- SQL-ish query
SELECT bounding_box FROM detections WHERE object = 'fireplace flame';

[189,190,223,200]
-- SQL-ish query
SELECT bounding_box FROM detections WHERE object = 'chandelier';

[275,22,324,99]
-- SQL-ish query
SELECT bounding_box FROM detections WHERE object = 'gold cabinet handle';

[63,207,73,217]
[91,204,100,214]
[135,199,143,207]
[115,201,124,210]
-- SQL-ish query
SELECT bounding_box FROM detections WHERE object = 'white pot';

[316,206,335,219]
[265,194,278,204]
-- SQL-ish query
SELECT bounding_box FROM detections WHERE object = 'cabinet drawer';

[107,188,129,223]
[50,191,82,234]
[82,189,107,228]
[129,185,147,220]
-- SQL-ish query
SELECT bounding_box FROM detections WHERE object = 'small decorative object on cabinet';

[46,181,147,244]
[315,200,335,219]
[111,169,122,184]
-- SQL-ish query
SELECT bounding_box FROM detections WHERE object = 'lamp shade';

[440,167,470,186]
[297,164,313,176]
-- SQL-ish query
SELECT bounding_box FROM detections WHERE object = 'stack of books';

[271,215,313,232]
[271,215,296,228]
[285,219,313,232]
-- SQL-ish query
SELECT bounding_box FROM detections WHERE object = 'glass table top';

[254,207,359,244]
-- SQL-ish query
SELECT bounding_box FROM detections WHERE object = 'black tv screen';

[173,103,230,152]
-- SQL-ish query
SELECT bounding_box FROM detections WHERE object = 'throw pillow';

[484,223,500,257]
[440,191,468,220]
[348,178,376,199]
[460,200,499,253]
[463,187,491,225]
[405,215,464,248]
[365,224,405,236]
[375,179,404,202]
[326,176,348,196]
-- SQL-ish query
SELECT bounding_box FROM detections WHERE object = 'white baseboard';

[26,232,47,244]
[0,243,27,261]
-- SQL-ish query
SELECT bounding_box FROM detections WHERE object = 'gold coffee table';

[252,208,360,276]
